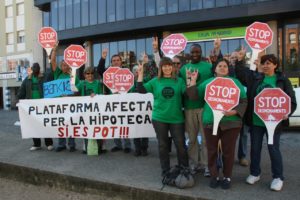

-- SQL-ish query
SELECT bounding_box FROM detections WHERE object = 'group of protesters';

[17,36,297,191]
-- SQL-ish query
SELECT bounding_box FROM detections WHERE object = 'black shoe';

[55,146,66,152]
[134,150,141,157]
[82,150,87,154]
[124,147,131,153]
[221,178,231,189]
[69,147,76,152]
[141,149,148,156]
[99,149,107,154]
[209,177,220,189]
[111,146,122,152]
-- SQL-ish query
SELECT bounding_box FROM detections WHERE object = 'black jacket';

[235,61,297,128]
[17,75,44,100]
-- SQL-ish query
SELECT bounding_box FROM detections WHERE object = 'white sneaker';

[270,178,283,191]
[246,175,260,184]
[29,146,41,151]
[204,167,211,177]
[47,145,54,151]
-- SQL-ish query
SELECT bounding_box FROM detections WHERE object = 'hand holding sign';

[254,88,291,144]
[205,77,240,135]
[38,27,58,63]
[245,22,273,71]
[161,34,187,58]
[64,45,87,91]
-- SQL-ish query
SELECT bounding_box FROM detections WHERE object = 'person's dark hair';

[260,54,278,66]
[84,66,95,74]
[190,43,202,52]
[110,54,122,63]
[32,63,40,70]
[31,63,40,76]
[212,58,230,76]
[158,57,177,79]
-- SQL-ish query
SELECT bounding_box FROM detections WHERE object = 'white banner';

[18,93,155,139]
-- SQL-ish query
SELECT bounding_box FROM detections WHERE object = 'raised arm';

[97,48,108,78]
[50,42,58,72]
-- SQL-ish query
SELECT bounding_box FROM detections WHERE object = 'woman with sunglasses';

[73,67,106,155]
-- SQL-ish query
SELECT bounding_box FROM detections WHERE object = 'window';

[289,33,296,44]
[179,0,190,12]
[126,0,135,19]
[168,0,178,13]
[6,33,14,45]
[81,0,89,26]
[58,0,65,30]
[146,0,155,16]
[229,0,241,5]
[156,0,166,15]
[136,0,145,18]
[216,0,227,7]
[17,3,24,15]
[98,0,107,24]
[74,0,81,28]
[51,1,58,30]
[116,0,125,20]
[191,0,203,10]
[6,6,13,18]
[107,0,116,22]
[66,0,73,29]
[43,12,50,27]
[90,0,98,25]
[17,31,25,43]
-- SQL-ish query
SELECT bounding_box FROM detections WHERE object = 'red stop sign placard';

[64,45,87,68]
[38,27,57,49]
[254,88,291,122]
[114,68,134,93]
[161,34,187,58]
[205,77,240,111]
[245,22,273,51]
[103,67,120,92]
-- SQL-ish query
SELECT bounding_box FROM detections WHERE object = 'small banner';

[43,79,74,98]
[18,93,155,139]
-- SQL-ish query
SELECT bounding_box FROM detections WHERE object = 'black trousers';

[33,138,53,147]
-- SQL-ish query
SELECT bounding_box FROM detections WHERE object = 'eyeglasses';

[173,62,181,65]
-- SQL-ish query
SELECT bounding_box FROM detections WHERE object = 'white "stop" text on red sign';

[66,50,85,58]
[258,96,286,108]
[208,85,237,99]
[40,32,56,40]
[249,28,271,39]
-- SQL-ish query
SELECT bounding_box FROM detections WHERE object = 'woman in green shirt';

[136,57,189,178]
[187,59,247,189]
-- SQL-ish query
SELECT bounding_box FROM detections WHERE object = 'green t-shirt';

[76,80,104,96]
[253,75,277,127]
[197,77,247,126]
[31,76,41,99]
[144,77,186,124]
[180,61,213,109]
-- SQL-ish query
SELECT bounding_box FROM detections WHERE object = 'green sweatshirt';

[144,77,186,124]
[197,77,247,126]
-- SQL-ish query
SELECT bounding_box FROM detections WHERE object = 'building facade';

[0,0,44,109]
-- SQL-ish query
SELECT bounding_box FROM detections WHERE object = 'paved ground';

[0,110,300,200]
[0,177,121,200]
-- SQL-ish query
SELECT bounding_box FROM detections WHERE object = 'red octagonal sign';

[38,27,57,49]
[114,68,134,94]
[161,34,187,58]
[64,45,87,68]
[103,67,120,93]
[245,22,273,51]
[254,88,291,123]
[205,77,240,111]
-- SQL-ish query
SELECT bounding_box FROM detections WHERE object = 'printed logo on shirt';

[162,87,175,99]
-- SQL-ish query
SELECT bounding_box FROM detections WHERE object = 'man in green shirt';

[179,44,213,175]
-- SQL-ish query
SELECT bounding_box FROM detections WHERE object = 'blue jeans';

[238,124,249,159]
[58,138,76,148]
[250,125,283,180]
[152,120,188,174]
